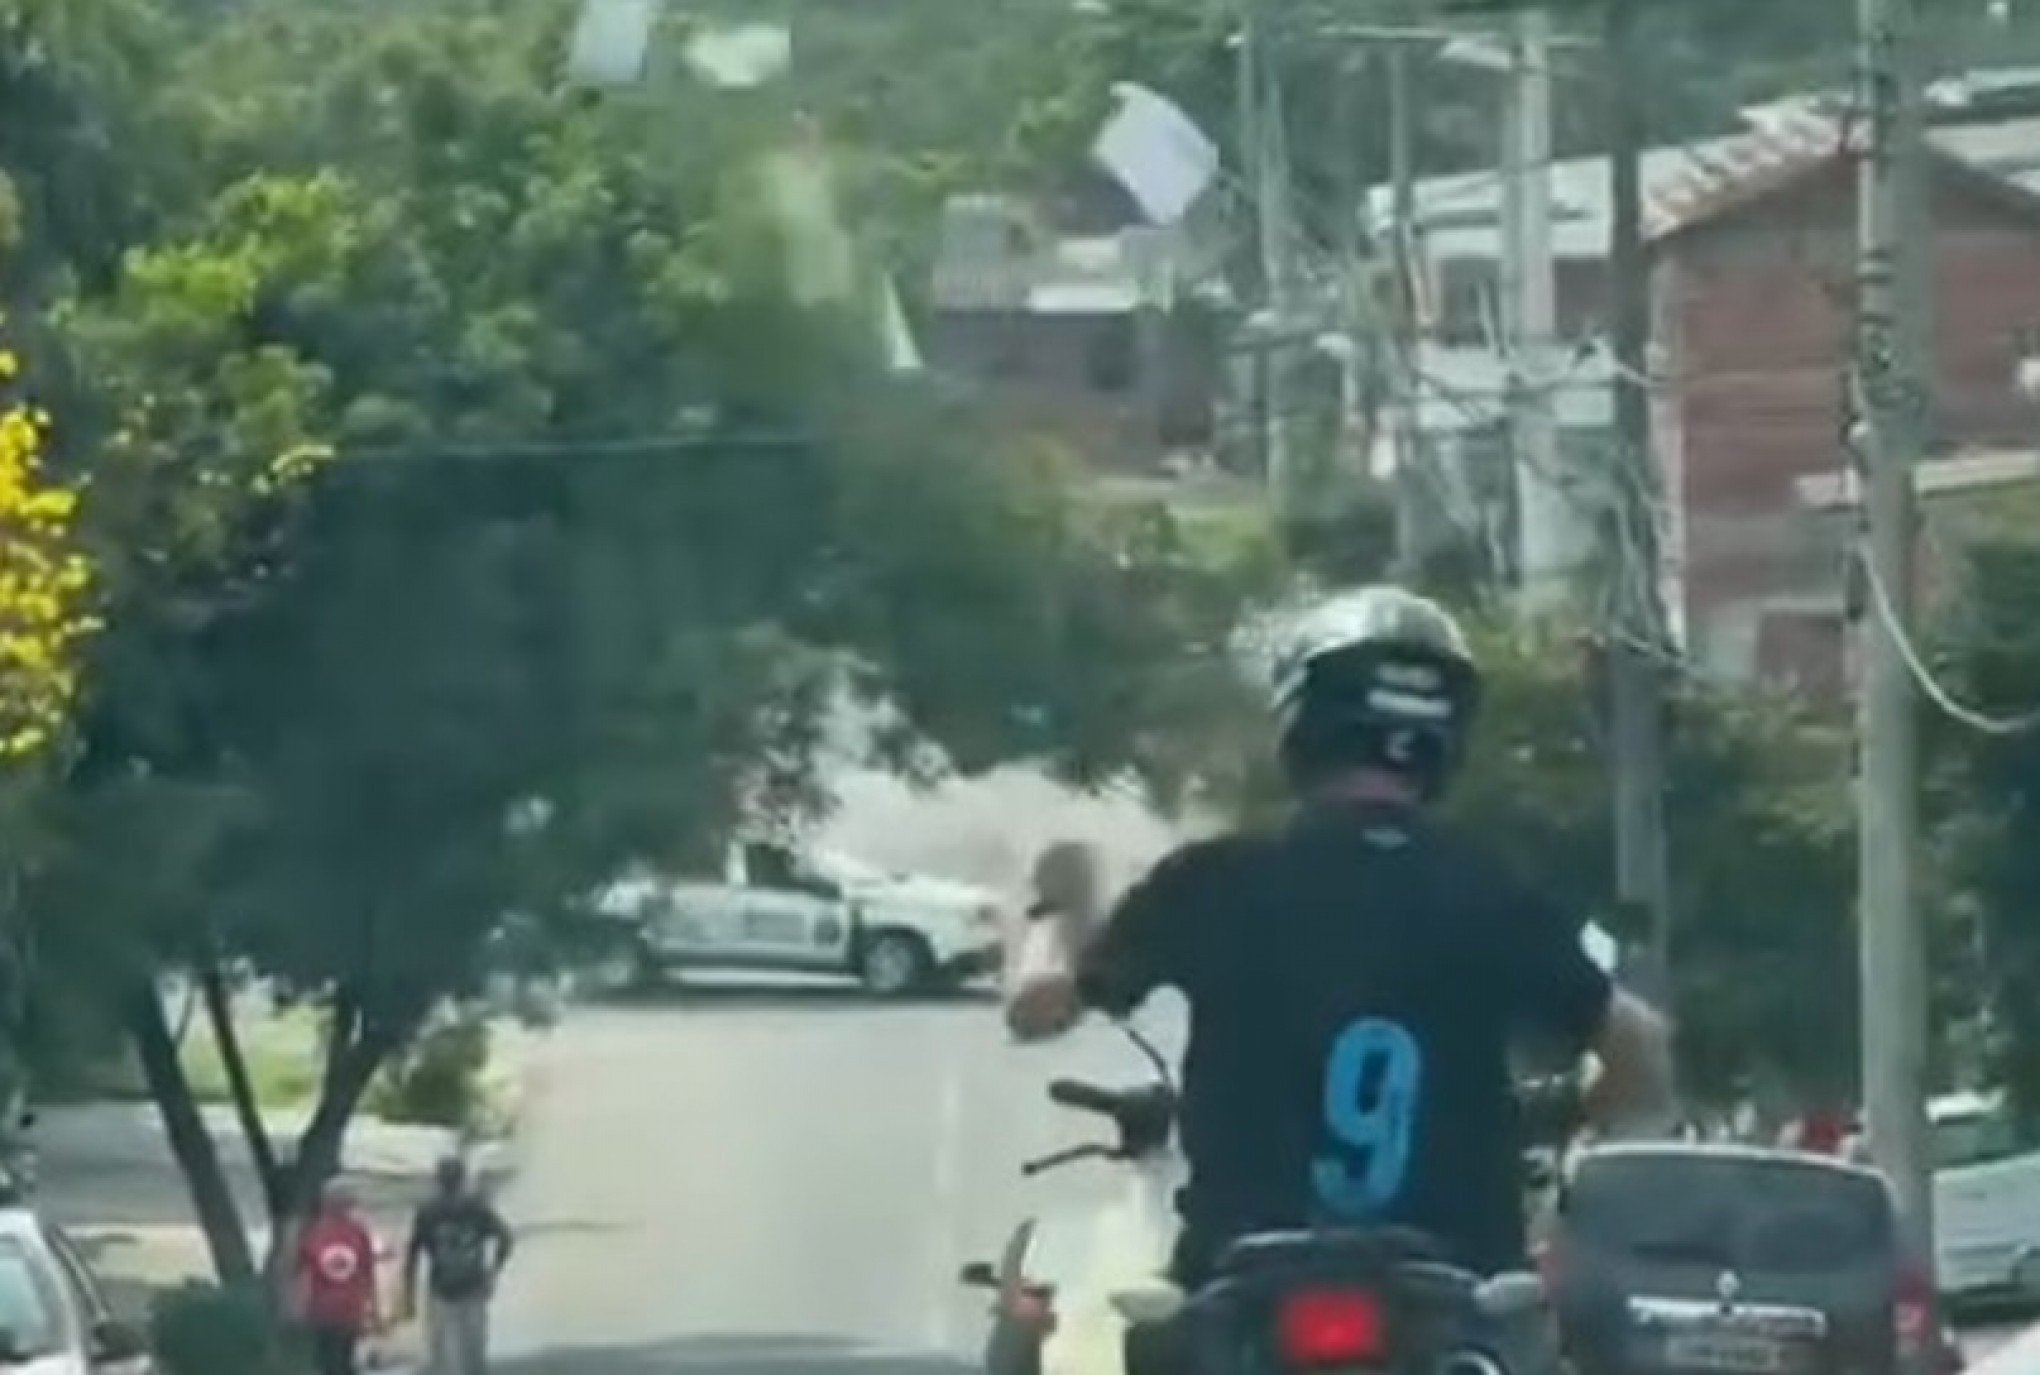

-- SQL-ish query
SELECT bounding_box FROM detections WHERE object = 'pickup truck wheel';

[590,938,659,999]
[859,930,932,998]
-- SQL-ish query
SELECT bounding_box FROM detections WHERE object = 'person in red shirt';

[293,1178,383,1375]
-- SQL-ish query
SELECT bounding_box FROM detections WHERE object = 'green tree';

[1931,522,2040,1125]
[19,0,1270,1289]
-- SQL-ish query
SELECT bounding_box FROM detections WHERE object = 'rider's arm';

[1003,842,1215,1043]
[1501,896,1674,1134]
[1582,990,1674,1135]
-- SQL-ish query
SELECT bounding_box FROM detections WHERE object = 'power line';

[1857,545,2040,736]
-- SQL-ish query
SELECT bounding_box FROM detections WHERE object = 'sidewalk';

[37,1020,541,1320]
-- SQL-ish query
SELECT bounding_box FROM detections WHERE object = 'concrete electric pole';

[1503,10,1561,608]
[1853,0,1934,1259]
[1602,0,1675,1004]
[1241,1,1298,513]
[1387,41,1425,576]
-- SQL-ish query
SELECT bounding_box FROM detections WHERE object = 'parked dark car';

[1545,1142,1949,1375]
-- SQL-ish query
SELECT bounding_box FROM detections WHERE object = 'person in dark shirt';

[1006,585,1673,1284]
[400,1156,513,1375]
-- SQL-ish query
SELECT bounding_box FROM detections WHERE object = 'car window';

[1932,1108,2031,1169]
[0,1235,70,1359]
[1567,1153,1896,1273]
[744,843,796,889]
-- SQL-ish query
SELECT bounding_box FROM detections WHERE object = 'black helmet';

[1269,585,1480,796]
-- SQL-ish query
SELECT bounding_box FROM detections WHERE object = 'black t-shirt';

[1075,800,1612,1274]
[409,1195,511,1301]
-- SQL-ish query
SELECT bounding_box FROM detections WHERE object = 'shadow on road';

[499,1332,976,1374]
[583,983,997,1015]
[514,1217,625,1242]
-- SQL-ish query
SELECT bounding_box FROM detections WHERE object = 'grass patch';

[178,1007,323,1111]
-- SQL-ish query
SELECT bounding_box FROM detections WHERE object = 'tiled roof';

[1370,109,2040,263]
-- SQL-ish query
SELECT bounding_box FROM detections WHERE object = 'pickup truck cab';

[588,840,1003,997]
[1928,1089,2040,1306]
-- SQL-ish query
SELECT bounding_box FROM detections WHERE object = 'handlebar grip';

[1048,1079,1121,1114]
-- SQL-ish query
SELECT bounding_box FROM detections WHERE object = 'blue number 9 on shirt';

[1311,1018,1423,1219]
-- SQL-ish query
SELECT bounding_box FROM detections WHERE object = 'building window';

[1433,256,1498,349]
[1086,317,1136,393]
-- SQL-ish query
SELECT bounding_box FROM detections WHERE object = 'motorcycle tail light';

[1275,1287,1387,1367]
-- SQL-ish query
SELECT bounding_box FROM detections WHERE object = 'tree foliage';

[0,338,90,763]
[1931,520,2040,1123]
[0,0,1274,1285]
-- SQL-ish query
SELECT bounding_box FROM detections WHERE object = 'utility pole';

[1854,0,1933,1260]
[1504,10,1561,607]
[1331,53,1370,499]
[1387,41,1424,576]
[1602,0,1674,1003]
[1242,1,1297,513]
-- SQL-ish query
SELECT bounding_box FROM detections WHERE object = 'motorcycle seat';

[1212,1225,1448,1279]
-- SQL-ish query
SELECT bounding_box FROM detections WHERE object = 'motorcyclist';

[1005,585,1673,1287]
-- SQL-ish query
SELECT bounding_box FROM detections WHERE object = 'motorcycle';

[961,1020,1559,1375]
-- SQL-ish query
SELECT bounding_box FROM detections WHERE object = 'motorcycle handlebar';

[1047,1078,1123,1116]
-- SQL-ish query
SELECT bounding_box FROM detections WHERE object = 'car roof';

[1575,1140,1890,1187]
[1928,1089,2002,1121]
[0,1208,43,1242]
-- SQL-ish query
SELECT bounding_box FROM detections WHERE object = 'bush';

[365,1012,491,1130]
[149,1281,298,1375]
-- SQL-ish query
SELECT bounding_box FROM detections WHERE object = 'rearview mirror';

[90,1317,147,1364]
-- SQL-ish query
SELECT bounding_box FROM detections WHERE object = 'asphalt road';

[480,988,2039,1375]
[491,983,1189,1375]
[1960,1314,2029,1364]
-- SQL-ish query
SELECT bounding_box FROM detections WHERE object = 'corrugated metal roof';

[1026,282,1143,314]
[931,194,1186,316]
[930,194,1040,310]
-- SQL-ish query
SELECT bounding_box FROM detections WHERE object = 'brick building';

[1651,137,2040,692]
[1369,92,2040,693]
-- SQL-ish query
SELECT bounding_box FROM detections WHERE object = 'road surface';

[1961,1316,2029,1364]
[493,984,1187,1374]
[483,986,2033,1375]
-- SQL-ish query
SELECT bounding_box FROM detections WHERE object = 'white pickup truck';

[586,840,1004,997]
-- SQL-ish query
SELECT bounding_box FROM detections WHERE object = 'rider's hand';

[1005,969,1081,1042]
[1031,841,1104,923]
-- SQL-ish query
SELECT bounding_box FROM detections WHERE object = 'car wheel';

[859,931,932,998]
[590,939,659,999]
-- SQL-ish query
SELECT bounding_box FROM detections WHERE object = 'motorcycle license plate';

[1663,1331,1791,1373]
